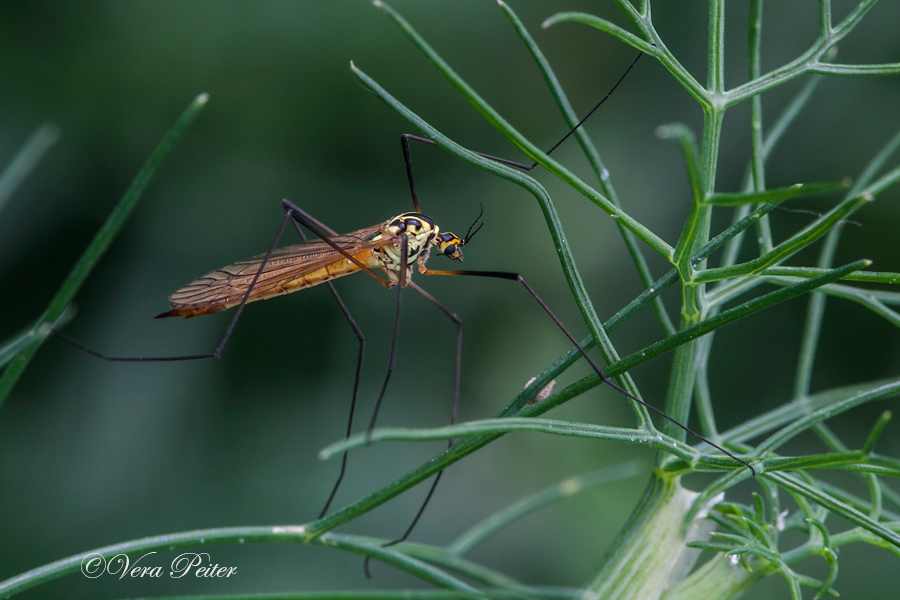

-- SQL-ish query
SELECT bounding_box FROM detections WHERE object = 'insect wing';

[160,224,386,317]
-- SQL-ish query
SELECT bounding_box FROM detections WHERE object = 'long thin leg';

[366,233,409,436]
[51,208,299,362]
[359,236,407,572]
[363,281,461,578]
[281,199,394,289]
[408,281,462,430]
[315,285,365,519]
[281,215,367,519]
[422,267,755,475]
[400,52,645,210]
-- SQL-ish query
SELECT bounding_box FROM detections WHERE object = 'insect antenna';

[462,202,485,245]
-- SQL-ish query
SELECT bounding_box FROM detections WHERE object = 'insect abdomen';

[156,250,383,319]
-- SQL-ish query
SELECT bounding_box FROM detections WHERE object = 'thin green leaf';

[817,479,900,523]
[850,126,900,196]
[656,124,705,267]
[706,180,848,206]
[768,472,900,548]
[756,370,899,457]
[755,452,900,477]
[695,195,872,284]
[0,123,59,216]
[863,412,892,454]
[764,278,900,329]
[760,268,900,284]
[0,525,304,596]
[861,163,900,197]
[320,419,671,460]
[811,62,900,75]
[398,542,525,589]
[0,94,209,408]
[541,12,656,56]
[723,379,900,446]
[315,534,476,591]
[686,541,735,553]
[448,461,644,555]
[608,261,870,380]
[795,217,844,399]
[0,308,74,370]
[748,0,772,253]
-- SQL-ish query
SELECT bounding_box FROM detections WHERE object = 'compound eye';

[443,244,457,256]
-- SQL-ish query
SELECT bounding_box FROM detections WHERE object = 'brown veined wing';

[156,224,389,318]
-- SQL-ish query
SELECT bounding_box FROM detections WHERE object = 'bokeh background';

[1,0,899,597]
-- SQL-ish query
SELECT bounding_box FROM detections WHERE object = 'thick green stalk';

[585,476,721,599]
[662,554,774,600]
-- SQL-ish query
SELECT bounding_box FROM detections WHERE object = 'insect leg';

[407,281,461,429]
[280,199,395,289]
[422,267,755,476]
[278,210,367,519]
[361,281,461,578]
[398,50,646,208]
[367,233,409,435]
[50,208,299,362]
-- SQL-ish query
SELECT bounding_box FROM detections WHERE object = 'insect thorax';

[369,212,464,280]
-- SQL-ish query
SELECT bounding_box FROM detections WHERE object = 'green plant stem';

[795,225,845,397]
[694,194,872,284]
[0,94,208,408]
[717,378,900,450]
[3,526,542,597]
[715,277,900,329]
[376,1,674,261]
[749,0,773,254]
[448,461,643,556]
[498,1,675,336]
[735,267,899,284]
[0,123,59,216]
[768,472,900,548]
[586,477,722,599]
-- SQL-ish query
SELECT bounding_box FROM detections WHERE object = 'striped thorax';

[371,212,464,284]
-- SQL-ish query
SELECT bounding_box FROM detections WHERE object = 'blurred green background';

[1,1,899,597]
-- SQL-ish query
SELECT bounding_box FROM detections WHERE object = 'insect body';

[156,213,466,319]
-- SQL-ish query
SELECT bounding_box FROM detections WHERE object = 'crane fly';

[154,212,474,320]
[52,50,754,575]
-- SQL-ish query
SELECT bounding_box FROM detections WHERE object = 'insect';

[54,51,752,569]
